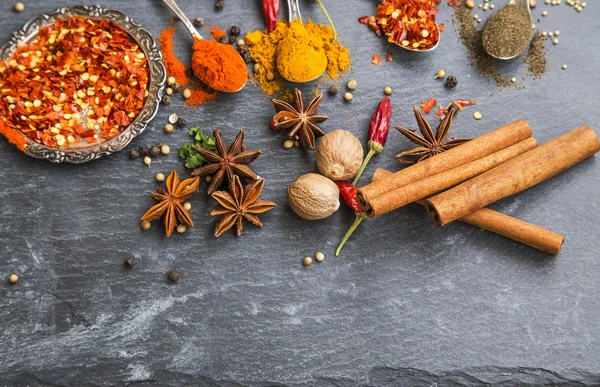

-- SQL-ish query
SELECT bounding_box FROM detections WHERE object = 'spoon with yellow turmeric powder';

[276,0,328,83]
[162,0,247,92]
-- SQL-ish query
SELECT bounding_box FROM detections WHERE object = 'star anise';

[191,129,261,195]
[395,103,471,164]
[271,88,328,149]
[210,175,276,237]
[141,170,200,237]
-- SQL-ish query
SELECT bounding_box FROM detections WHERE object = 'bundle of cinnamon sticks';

[357,120,600,254]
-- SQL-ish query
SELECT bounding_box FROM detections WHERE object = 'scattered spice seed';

[511,77,517,83]
[555,30,560,36]
[176,117,187,128]
[347,79,357,90]
[385,51,393,62]
[205,175,212,183]
[294,140,300,147]
[141,220,151,230]
[237,39,246,46]
[162,95,171,105]
[315,252,325,262]
[177,224,187,233]
[266,72,275,81]
[130,149,140,159]
[542,11,547,16]
[14,2,24,11]
[215,1,224,10]
[283,139,294,149]
[445,76,458,88]
[328,85,339,96]
[164,124,174,133]
[8,274,19,284]
[230,26,241,36]
[172,82,182,92]
[193,18,204,27]
[156,173,165,182]
[303,256,313,266]
[229,35,237,44]
[553,38,559,45]
[525,32,547,78]
[530,0,536,7]
[253,63,261,73]
[124,258,135,268]
[183,202,192,211]
[562,64,567,69]
[168,269,180,282]
[183,88,192,99]
[143,156,152,167]
[371,53,382,66]
[344,92,353,102]
[139,145,151,156]
[161,145,170,155]
[167,76,176,86]
[384,87,393,95]
[435,69,446,79]
[150,146,161,157]
[219,35,229,44]
[473,111,482,120]
[168,114,179,124]
[166,87,173,95]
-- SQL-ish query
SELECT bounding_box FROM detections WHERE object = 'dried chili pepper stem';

[335,181,367,256]
[336,212,367,256]
[313,0,337,39]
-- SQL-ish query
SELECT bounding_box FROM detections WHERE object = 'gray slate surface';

[1,0,600,385]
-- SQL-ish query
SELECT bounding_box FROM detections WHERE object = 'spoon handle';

[162,0,203,40]
[287,0,302,22]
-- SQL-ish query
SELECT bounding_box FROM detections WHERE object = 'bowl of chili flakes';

[0,5,166,163]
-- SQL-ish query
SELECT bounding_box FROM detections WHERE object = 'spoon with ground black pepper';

[482,0,533,60]
[161,0,247,92]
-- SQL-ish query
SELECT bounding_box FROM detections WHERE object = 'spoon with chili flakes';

[161,0,247,92]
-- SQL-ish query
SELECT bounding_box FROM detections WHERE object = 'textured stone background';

[1,0,599,386]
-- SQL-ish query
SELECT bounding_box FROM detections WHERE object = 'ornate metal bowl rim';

[0,5,166,163]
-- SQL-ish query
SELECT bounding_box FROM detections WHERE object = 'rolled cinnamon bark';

[373,169,565,254]
[426,126,600,226]
[363,138,537,217]
[357,119,532,212]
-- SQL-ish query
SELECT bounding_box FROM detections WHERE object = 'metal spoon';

[483,0,533,60]
[161,0,246,92]
[276,0,327,83]
[396,26,441,53]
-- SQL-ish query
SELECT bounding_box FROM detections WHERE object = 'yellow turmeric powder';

[276,21,327,83]
[244,20,351,98]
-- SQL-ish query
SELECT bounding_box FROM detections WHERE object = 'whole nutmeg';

[287,173,340,220]
[316,130,364,181]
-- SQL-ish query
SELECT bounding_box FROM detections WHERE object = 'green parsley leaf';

[178,126,217,169]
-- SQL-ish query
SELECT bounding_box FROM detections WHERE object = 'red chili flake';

[420,98,437,114]
[385,50,393,62]
[0,15,149,150]
[447,0,458,6]
[372,53,382,66]
[358,15,369,24]
[439,23,445,31]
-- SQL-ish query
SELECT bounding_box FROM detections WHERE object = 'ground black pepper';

[525,32,547,78]
[482,4,531,59]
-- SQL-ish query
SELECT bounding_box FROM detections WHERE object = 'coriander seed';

[542,31,547,37]
[511,77,517,82]
[553,39,558,45]
[165,87,173,95]
[168,113,178,124]
[554,31,560,36]
[124,258,135,268]
[183,88,192,99]
[193,18,204,27]
[183,202,192,211]
[129,149,140,159]
[161,145,170,155]
[167,76,176,86]
[266,72,275,81]
[344,92,353,102]
[8,274,18,284]
[13,2,24,12]
[347,79,357,90]
[473,111,482,120]
[315,252,325,262]
[164,123,174,133]
[177,224,187,233]
[168,269,180,282]
[466,0,475,8]
[384,87,393,95]
[542,11,547,16]
[283,139,294,149]
[548,32,554,37]
[141,220,151,230]
[562,64,567,69]
[435,69,446,79]
[143,156,151,167]
[328,85,339,96]
[530,0,536,7]
[303,257,313,266]
[253,63,261,73]
[155,172,165,182]
[294,140,300,147]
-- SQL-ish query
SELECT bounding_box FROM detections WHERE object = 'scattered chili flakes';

[0,16,149,149]
[439,23,445,32]
[358,16,369,24]
[365,0,441,50]
[447,0,458,6]
[435,99,476,118]
[420,98,437,114]
[385,50,393,62]
[372,53,382,66]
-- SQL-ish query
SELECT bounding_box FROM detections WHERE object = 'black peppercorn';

[238,47,249,56]
[230,26,241,36]
[243,54,253,63]
[138,145,150,156]
[172,82,182,92]
[124,258,135,268]
[328,85,339,96]
[150,146,161,157]
[193,17,204,27]
[219,35,229,44]
[168,269,180,282]
[129,149,140,159]
[161,95,171,105]
[215,1,224,10]
[176,117,187,128]
[228,35,237,44]
[445,75,458,88]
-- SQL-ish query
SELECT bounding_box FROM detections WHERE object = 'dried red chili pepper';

[352,97,392,185]
[335,181,367,256]
[420,98,437,114]
[262,0,280,32]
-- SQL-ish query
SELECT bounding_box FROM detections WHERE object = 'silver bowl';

[0,5,166,163]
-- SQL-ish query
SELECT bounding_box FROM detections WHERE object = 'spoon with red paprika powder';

[162,0,247,92]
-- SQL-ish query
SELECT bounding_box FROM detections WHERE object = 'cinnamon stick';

[373,169,565,254]
[357,119,533,212]
[426,126,600,226]
[363,138,537,217]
